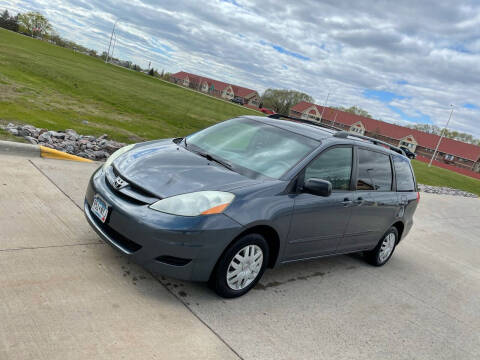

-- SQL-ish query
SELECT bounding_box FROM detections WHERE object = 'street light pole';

[105,19,119,63]
[111,33,117,61]
[429,105,454,167]
[319,91,330,122]
[332,112,338,128]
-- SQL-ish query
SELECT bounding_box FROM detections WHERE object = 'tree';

[18,11,52,37]
[334,105,372,118]
[0,9,8,21]
[261,89,314,115]
[0,10,19,32]
[148,68,155,76]
[162,72,171,81]
[407,124,480,145]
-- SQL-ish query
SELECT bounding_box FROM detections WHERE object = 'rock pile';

[418,184,478,198]
[1,123,126,161]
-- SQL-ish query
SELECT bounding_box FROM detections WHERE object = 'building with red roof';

[170,71,260,107]
[290,101,480,174]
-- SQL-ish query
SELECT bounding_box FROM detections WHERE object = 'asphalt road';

[1,154,479,359]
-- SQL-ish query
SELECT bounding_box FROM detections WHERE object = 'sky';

[2,0,480,137]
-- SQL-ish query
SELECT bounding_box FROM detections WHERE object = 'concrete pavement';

[0,155,239,360]
[1,153,479,359]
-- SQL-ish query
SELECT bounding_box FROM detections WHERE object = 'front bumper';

[84,168,244,281]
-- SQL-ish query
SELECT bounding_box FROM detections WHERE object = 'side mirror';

[303,178,332,197]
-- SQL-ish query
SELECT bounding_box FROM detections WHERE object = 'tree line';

[407,123,480,145]
[260,91,373,119]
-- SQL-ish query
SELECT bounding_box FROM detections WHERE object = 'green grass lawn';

[411,160,480,196]
[0,29,261,143]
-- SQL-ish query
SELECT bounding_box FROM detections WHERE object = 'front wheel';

[365,227,398,266]
[210,233,269,298]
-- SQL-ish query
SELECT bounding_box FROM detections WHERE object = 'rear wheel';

[365,227,398,266]
[210,233,269,298]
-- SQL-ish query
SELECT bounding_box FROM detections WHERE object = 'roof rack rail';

[268,114,406,156]
[334,131,405,155]
[267,113,343,132]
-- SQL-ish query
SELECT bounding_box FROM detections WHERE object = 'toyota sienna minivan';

[85,115,419,298]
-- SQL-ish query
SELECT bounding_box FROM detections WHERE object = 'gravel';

[1,123,126,161]
[417,184,478,198]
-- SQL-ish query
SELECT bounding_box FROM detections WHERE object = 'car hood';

[113,140,261,198]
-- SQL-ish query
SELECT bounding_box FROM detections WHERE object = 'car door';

[285,146,355,261]
[337,147,398,253]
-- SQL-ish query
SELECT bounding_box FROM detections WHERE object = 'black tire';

[210,233,269,298]
[365,227,398,266]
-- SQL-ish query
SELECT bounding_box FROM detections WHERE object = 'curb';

[0,140,93,162]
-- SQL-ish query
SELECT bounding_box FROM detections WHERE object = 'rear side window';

[305,147,352,190]
[356,149,393,191]
[393,156,415,191]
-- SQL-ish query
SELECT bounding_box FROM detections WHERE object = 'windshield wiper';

[198,152,234,171]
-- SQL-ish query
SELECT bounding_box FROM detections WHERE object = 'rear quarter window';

[356,148,393,191]
[393,156,416,191]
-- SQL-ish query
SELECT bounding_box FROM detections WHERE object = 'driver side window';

[305,147,353,190]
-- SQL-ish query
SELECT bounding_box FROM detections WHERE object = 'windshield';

[186,118,319,179]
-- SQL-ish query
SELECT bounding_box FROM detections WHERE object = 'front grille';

[106,166,159,204]
[105,178,145,204]
[89,207,142,253]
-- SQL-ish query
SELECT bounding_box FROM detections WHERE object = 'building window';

[445,154,455,161]
[400,141,414,149]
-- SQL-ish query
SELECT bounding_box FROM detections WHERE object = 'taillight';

[416,191,420,203]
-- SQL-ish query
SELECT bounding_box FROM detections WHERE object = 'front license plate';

[91,195,109,223]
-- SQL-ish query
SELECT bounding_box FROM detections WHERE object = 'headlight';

[149,191,235,216]
[103,144,135,169]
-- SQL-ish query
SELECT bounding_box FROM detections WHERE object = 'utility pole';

[111,33,117,61]
[105,19,119,63]
[332,112,338,128]
[429,105,454,167]
[319,91,330,122]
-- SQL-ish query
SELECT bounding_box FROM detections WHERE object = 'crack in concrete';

[0,242,103,252]
[28,159,83,211]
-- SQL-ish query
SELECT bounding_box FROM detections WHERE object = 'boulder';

[38,132,52,143]
[49,131,66,139]
[92,150,109,160]
[105,141,125,153]
[24,136,38,145]
[65,129,78,136]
